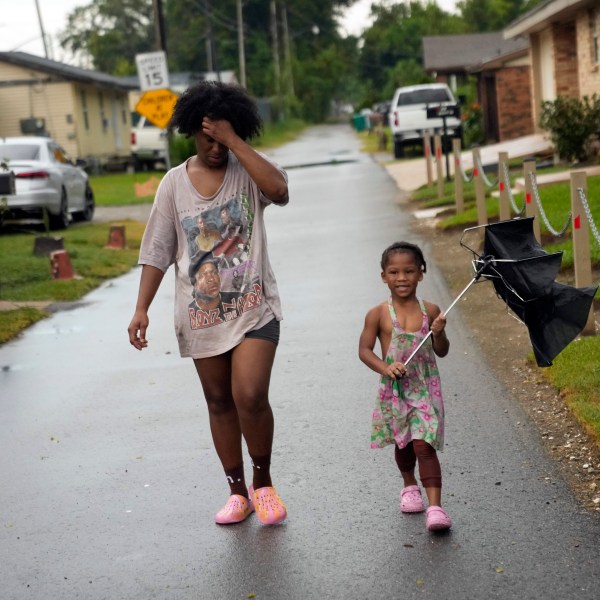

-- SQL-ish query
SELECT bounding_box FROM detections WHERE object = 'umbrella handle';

[403,256,494,367]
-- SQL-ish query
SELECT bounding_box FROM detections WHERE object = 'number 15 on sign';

[135,51,170,91]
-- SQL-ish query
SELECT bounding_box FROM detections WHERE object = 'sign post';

[427,104,460,182]
[135,51,170,92]
[135,51,174,169]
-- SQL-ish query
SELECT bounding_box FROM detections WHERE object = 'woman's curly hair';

[169,81,263,140]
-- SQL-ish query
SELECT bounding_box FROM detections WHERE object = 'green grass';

[541,336,600,441]
[0,308,48,345]
[411,165,600,268]
[0,220,146,341]
[90,171,163,206]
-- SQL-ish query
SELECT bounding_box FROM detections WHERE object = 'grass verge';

[0,220,146,343]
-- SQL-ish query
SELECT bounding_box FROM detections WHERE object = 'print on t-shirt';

[182,193,263,329]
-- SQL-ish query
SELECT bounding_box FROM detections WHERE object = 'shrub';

[462,101,484,147]
[540,95,600,162]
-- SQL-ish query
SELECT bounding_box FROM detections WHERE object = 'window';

[397,89,451,106]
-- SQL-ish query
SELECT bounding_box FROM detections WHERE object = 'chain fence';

[529,172,572,237]
[457,155,474,183]
[475,153,498,188]
[577,187,600,247]
[501,162,526,216]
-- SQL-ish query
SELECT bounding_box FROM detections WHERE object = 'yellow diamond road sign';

[135,88,178,129]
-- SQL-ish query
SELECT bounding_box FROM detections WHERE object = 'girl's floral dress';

[371,297,445,451]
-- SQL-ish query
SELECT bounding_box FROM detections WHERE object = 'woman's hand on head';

[202,117,237,147]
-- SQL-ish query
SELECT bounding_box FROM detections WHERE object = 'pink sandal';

[400,485,425,513]
[425,506,452,531]
[214,494,254,525]
[250,485,287,525]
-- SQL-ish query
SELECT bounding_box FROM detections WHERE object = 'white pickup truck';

[130,113,168,170]
[388,83,462,159]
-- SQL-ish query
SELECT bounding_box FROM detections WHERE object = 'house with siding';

[423,32,532,143]
[0,52,137,168]
[504,0,600,134]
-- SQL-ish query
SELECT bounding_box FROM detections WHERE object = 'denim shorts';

[245,318,280,345]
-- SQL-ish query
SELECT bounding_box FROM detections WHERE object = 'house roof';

[423,32,529,73]
[504,0,597,38]
[0,51,137,91]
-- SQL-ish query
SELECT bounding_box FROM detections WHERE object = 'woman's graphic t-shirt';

[138,152,288,358]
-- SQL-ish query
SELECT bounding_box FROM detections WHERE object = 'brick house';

[423,32,531,143]
[467,40,533,143]
[0,51,137,168]
[504,0,600,134]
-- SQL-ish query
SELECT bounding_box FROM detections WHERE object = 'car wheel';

[49,188,70,230]
[74,183,95,222]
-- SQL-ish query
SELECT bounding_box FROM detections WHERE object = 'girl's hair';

[169,81,262,140]
[380,241,427,272]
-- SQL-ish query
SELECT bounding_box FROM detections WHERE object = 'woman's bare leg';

[231,337,277,488]
[194,353,245,482]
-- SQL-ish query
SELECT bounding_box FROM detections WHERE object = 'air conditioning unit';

[20,118,46,135]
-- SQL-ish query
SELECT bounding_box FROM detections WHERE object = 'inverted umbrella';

[405,217,597,367]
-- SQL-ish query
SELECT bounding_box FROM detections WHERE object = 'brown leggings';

[394,440,442,488]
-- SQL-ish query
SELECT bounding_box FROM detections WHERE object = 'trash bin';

[352,114,368,132]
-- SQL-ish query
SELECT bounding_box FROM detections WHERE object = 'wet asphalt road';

[1,125,600,600]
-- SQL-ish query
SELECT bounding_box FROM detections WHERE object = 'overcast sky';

[0,0,458,64]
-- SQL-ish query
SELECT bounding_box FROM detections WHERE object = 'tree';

[59,0,155,74]
[358,1,464,103]
[456,0,546,32]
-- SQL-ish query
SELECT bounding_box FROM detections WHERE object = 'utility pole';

[205,0,214,71]
[236,0,247,88]
[33,0,49,58]
[204,0,221,80]
[151,0,171,170]
[281,3,294,98]
[270,0,281,115]
[152,0,167,53]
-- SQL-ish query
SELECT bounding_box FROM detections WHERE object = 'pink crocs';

[214,494,254,525]
[250,484,287,525]
[400,485,425,513]
[425,506,452,531]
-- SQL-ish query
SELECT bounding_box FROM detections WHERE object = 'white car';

[0,136,95,229]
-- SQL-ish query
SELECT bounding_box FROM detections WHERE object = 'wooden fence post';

[523,160,541,242]
[453,138,464,214]
[424,132,433,187]
[498,151,510,222]
[434,134,444,199]
[570,171,596,335]
[472,147,487,226]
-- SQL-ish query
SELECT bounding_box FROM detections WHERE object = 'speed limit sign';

[135,51,170,91]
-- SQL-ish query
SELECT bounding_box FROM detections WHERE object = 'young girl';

[358,241,452,531]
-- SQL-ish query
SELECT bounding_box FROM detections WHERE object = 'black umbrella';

[463,217,597,367]
[405,217,597,368]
